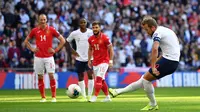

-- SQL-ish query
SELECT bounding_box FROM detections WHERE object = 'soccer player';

[109,16,180,110]
[66,18,94,101]
[88,21,114,102]
[24,14,66,102]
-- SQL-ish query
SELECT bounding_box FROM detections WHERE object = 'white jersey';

[152,26,180,61]
[67,28,93,62]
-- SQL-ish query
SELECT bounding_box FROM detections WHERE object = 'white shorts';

[34,56,55,75]
[93,63,109,79]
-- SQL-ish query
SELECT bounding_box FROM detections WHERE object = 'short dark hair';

[92,21,100,26]
[141,16,158,27]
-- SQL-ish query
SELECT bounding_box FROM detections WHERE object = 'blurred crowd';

[0,0,200,72]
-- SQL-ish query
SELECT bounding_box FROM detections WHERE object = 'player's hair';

[141,16,158,27]
[92,21,100,26]
[38,13,48,21]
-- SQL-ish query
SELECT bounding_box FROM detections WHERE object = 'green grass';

[0,88,200,112]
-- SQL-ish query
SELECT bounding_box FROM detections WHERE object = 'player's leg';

[45,56,56,102]
[109,75,144,98]
[141,58,179,110]
[75,60,87,101]
[86,65,94,99]
[100,63,111,102]
[140,72,158,110]
[34,56,46,102]
[89,63,111,102]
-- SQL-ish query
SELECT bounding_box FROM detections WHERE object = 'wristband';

[109,60,113,64]
[55,48,59,53]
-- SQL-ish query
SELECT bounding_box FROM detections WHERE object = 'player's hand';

[31,48,39,53]
[72,51,80,57]
[48,48,55,54]
[109,60,113,68]
[88,60,92,69]
[152,68,160,76]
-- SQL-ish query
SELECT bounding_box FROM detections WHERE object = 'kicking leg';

[109,76,144,98]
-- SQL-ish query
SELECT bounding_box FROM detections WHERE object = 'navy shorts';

[149,57,179,79]
[75,60,91,73]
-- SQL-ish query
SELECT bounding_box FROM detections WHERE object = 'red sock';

[38,79,45,98]
[101,80,109,96]
[94,76,103,96]
[50,79,56,98]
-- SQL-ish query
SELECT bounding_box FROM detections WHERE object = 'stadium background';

[0,0,200,89]
[0,1,200,112]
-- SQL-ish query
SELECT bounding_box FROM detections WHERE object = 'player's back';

[153,26,180,61]
[88,33,111,66]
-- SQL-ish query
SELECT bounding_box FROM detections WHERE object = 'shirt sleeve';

[28,29,35,38]
[51,27,60,38]
[104,35,111,46]
[152,32,162,42]
[88,37,91,45]
[66,32,74,42]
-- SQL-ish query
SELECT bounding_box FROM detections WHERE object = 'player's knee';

[78,73,84,81]
[38,74,43,79]
[88,74,93,79]
[48,73,54,80]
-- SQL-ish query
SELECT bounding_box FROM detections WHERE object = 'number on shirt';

[94,44,99,50]
[40,35,46,41]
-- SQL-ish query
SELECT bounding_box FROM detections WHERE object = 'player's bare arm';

[108,44,114,68]
[24,36,39,53]
[65,41,80,57]
[151,41,160,75]
[88,45,93,68]
[48,35,66,54]
[156,53,162,62]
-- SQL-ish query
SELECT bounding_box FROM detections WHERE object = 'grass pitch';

[0,88,199,112]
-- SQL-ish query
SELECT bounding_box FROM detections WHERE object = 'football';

[66,84,81,99]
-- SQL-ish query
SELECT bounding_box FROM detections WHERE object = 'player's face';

[142,24,154,37]
[39,15,47,26]
[92,24,100,36]
[79,19,87,29]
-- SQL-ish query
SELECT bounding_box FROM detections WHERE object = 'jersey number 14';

[40,35,46,41]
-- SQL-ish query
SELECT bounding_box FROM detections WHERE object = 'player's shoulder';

[71,29,80,35]
[88,35,95,40]
[101,33,109,39]
[87,28,93,32]
[31,27,39,32]
[49,26,57,31]
[156,26,171,33]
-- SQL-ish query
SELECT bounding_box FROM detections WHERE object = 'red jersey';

[88,33,111,66]
[28,25,60,58]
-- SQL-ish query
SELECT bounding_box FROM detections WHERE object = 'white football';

[66,84,81,99]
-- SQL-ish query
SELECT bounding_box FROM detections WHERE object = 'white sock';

[88,79,94,97]
[142,78,157,106]
[78,81,86,98]
[116,76,143,94]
